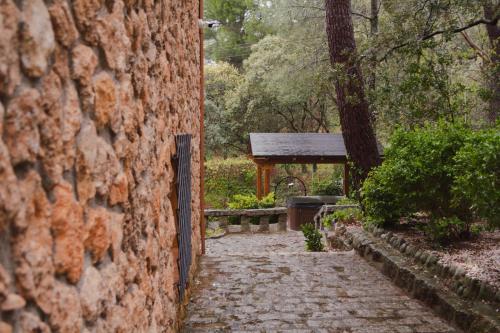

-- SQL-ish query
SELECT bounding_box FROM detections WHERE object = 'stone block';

[259,216,270,232]
[241,216,251,232]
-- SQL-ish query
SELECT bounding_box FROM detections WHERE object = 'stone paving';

[182,232,461,333]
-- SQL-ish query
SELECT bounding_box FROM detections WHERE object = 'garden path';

[182,232,461,333]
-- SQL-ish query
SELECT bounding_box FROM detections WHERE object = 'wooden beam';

[256,165,263,199]
[252,155,347,165]
[264,167,271,196]
[343,162,350,196]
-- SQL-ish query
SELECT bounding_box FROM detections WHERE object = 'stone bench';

[204,208,287,233]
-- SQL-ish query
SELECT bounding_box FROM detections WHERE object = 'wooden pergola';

[249,133,351,199]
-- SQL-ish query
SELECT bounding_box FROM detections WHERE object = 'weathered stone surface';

[1,293,26,311]
[76,121,120,202]
[96,1,131,73]
[85,207,111,263]
[0,321,12,333]
[17,311,50,333]
[71,44,98,85]
[4,89,41,165]
[79,266,105,322]
[0,0,21,95]
[109,172,129,205]
[61,82,82,169]
[13,172,54,314]
[50,282,83,332]
[93,72,119,130]
[0,1,202,331]
[48,0,79,47]
[72,0,102,44]
[20,0,55,77]
[51,182,84,283]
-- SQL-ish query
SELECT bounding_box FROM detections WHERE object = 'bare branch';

[380,16,500,61]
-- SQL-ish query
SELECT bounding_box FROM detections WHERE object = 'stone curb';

[333,227,500,333]
[364,225,500,308]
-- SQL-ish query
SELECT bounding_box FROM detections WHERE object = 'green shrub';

[421,217,469,244]
[259,192,276,208]
[228,194,260,209]
[362,123,473,230]
[321,214,335,229]
[332,208,363,223]
[453,127,500,229]
[312,178,342,196]
[336,197,359,205]
[205,158,256,208]
[322,208,363,229]
[300,223,324,252]
[227,192,275,210]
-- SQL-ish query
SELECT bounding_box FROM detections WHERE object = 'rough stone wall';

[0,0,202,332]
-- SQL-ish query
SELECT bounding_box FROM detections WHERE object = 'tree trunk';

[368,0,378,125]
[483,2,499,124]
[325,0,381,186]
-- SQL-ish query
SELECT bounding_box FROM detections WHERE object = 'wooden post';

[343,162,350,196]
[256,165,263,199]
[264,167,271,196]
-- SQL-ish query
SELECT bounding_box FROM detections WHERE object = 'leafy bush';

[332,208,363,224]
[362,122,499,242]
[453,127,500,229]
[228,192,275,210]
[322,208,363,229]
[228,194,260,209]
[322,214,335,229]
[312,178,342,196]
[336,197,359,205]
[205,158,256,208]
[259,192,276,208]
[421,217,469,244]
[362,123,472,228]
[301,223,324,252]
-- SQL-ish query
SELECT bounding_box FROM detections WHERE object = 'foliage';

[204,63,243,156]
[421,217,470,245]
[228,194,260,209]
[321,214,335,229]
[362,123,499,241]
[312,177,343,196]
[453,127,500,229]
[322,208,363,229]
[205,158,256,208]
[332,208,363,224]
[361,123,473,227]
[301,223,324,252]
[336,197,359,205]
[204,0,273,67]
[228,192,275,210]
[259,192,276,208]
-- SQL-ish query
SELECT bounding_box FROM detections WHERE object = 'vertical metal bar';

[199,0,206,255]
[175,134,192,301]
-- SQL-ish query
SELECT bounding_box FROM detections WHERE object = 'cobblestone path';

[182,232,460,333]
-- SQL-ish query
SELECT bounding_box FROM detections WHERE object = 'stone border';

[205,208,287,234]
[366,225,500,308]
[330,227,500,333]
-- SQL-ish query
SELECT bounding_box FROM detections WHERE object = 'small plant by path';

[301,223,324,251]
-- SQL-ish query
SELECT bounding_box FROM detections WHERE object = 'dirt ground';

[388,225,500,289]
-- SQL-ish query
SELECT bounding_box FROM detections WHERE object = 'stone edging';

[366,225,500,308]
[331,227,500,333]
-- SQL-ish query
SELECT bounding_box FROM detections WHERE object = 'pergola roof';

[249,133,348,164]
